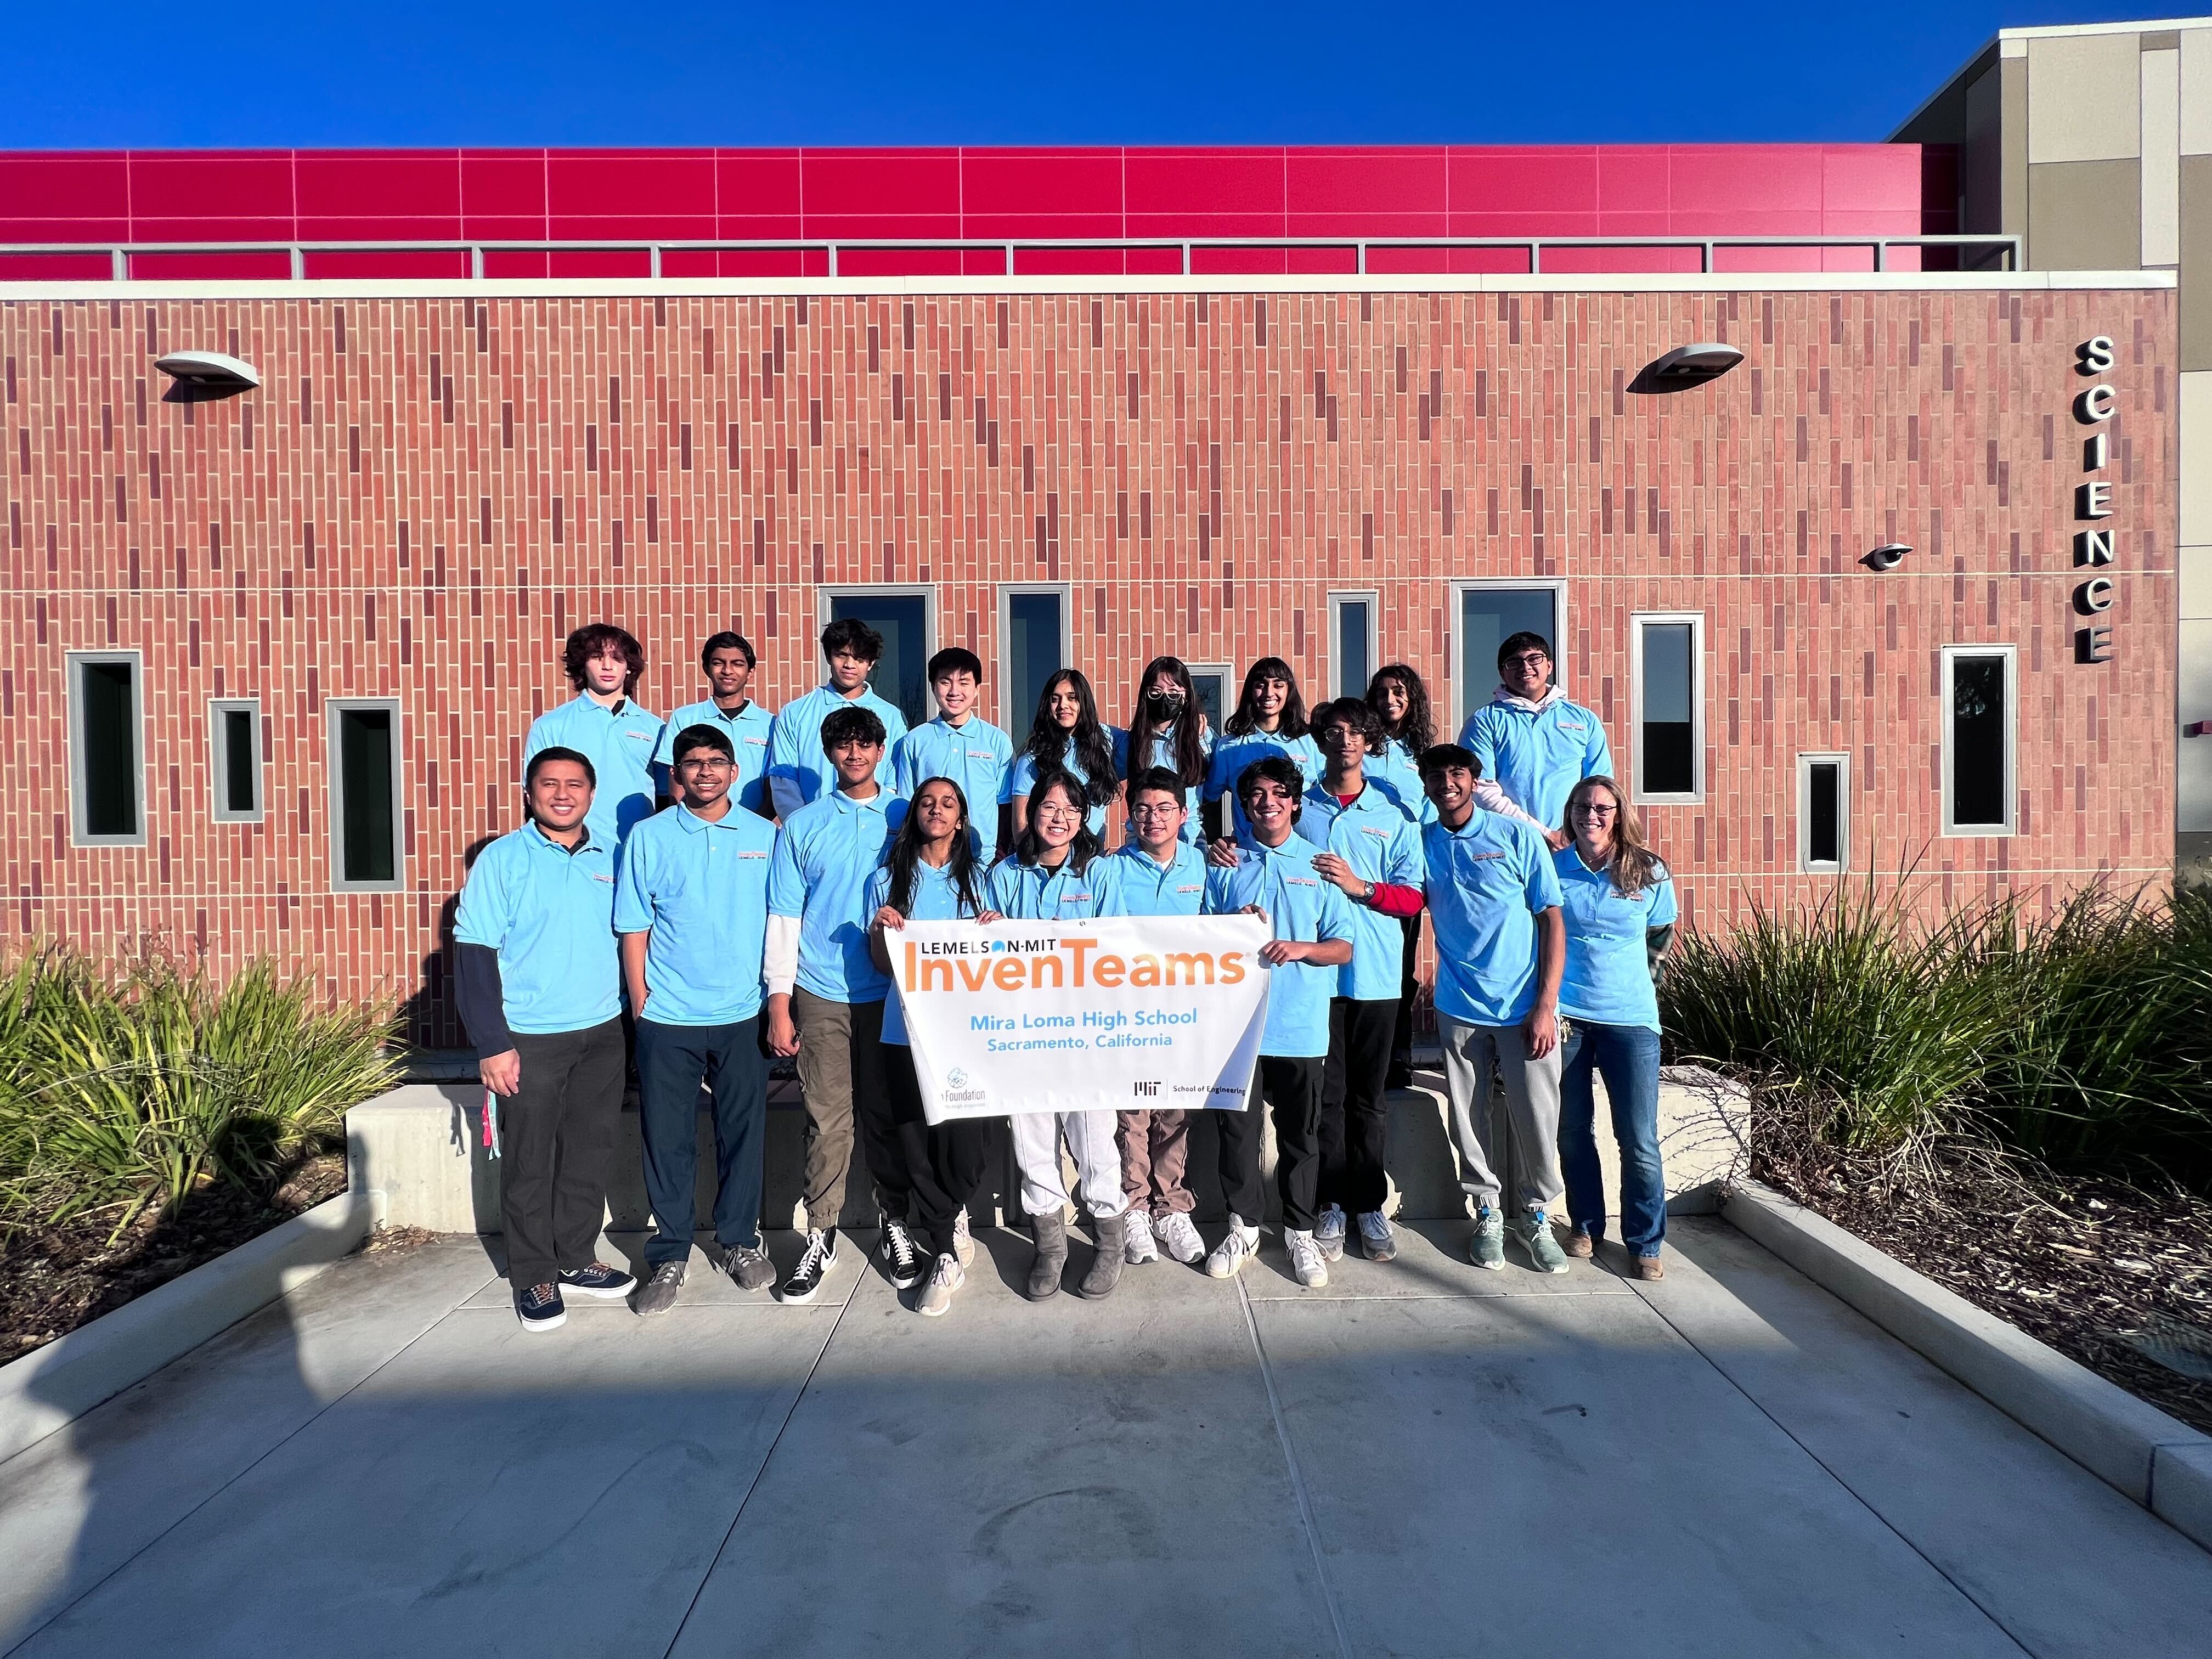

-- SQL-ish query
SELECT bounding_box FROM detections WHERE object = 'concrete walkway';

[1,1217,2208,1658]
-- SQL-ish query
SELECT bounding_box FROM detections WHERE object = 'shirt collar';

[527,820,596,856]
[673,803,744,833]
[1492,685,1567,715]
[834,787,891,815]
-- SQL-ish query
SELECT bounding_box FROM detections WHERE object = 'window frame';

[209,697,266,824]
[66,649,148,848]
[1183,662,1235,740]
[1796,751,1851,873]
[1327,589,1379,703]
[1447,578,1567,735]
[996,582,1072,731]
[1629,611,1707,807]
[1940,644,2018,837]
[326,697,405,894]
[818,583,939,724]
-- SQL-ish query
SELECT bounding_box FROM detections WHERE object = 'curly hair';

[1366,663,1434,755]
[562,624,645,695]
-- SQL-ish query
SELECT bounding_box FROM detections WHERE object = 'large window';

[329,700,403,891]
[68,652,146,847]
[1943,646,2016,835]
[1631,613,1705,804]
[825,587,934,730]
[1329,591,1376,701]
[1000,585,1068,732]
[210,698,264,823]
[1452,582,1562,734]
[1797,752,1850,873]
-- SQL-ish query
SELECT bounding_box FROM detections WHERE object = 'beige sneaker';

[918,1252,964,1316]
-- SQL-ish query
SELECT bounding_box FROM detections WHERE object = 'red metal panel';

[0,153,131,238]
[799,149,962,238]
[714,150,804,239]
[128,151,295,240]
[126,250,294,279]
[0,251,114,278]
[1124,148,1285,237]
[1541,245,1703,274]
[1365,245,1532,275]
[1593,148,1673,225]
[548,149,716,240]
[296,150,462,240]
[307,249,473,278]
[1667,145,1826,234]
[961,148,1125,238]
[1285,147,1448,236]
[460,151,548,241]
[1448,147,1601,220]
[1821,144,1925,227]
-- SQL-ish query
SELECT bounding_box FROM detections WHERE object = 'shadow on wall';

[396,836,499,1052]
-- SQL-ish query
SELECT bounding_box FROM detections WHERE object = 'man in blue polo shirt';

[1296,699,1426,1268]
[765,617,910,817]
[1457,630,1612,850]
[616,725,781,1314]
[654,631,774,818]
[765,705,911,1304]
[891,647,1014,859]
[453,747,636,1334]
[1201,755,1356,1289]
[1419,742,1570,1275]
[522,623,664,850]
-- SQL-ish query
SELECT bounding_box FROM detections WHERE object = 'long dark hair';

[1124,654,1209,788]
[1008,769,1101,874]
[1023,669,1118,808]
[1367,663,1434,754]
[1225,656,1308,740]
[884,776,984,917]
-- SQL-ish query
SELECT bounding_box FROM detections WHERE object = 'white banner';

[891,913,1272,1124]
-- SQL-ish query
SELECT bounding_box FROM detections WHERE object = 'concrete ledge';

[0,1190,377,1466]
[1722,1178,2212,1550]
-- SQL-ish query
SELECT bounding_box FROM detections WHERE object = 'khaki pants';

[793,989,902,1231]
[1438,1013,1564,1215]
[1116,1108,1194,1217]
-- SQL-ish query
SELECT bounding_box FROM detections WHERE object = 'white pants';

[1010,1109,1128,1220]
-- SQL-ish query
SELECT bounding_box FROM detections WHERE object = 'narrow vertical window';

[68,651,145,846]
[1631,614,1705,804]
[329,700,403,890]
[1797,752,1849,872]
[1329,591,1376,701]
[210,698,264,822]
[825,588,934,729]
[1002,586,1068,729]
[1186,665,1232,736]
[1453,583,1560,732]
[1943,647,2016,834]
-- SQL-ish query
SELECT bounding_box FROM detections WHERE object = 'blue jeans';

[1558,1021,1666,1256]
[636,1015,768,1266]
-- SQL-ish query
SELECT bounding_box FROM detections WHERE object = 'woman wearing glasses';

[1551,775,1678,1280]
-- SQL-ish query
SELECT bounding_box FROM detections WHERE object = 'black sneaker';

[778,1228,839,1304]
[880,1220,926,1290]
[558,1261,636,1301]
[516,1282,566,1333]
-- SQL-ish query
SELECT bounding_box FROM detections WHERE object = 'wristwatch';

[1360,880,1378,906]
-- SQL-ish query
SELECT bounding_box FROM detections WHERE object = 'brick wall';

[0,284,2178,1041]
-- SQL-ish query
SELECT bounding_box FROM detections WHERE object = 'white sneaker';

[1204,1221,1261,1279]
[1124,1209,1160,1265]
[917,1253,964,1317]
[1157,1211,1206,1265]
[952,1209,976,1268]
[1314,1203,1347,1262]
[1285,1228,1330,1288]
[1357,1210,1397,1262]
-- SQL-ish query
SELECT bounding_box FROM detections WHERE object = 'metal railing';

[0,233,2023,280]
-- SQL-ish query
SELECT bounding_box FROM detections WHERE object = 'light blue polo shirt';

[1204,840,1356,1059]
[866,861,984,1046]
[984,853,1124,922]
[1366,738,1436,826]
[1110,839,1213,917]
[1553,847,1678,1033]
[1459,693,1613,830]
[1205,730,1324,839]
[1114,725,1214,843]
[768,787,907,1003]
[452,823,621,1035]
[612,803,776,1026]
[892,715,1015,860]
[1288,782,1426,1002]
[653,698,775,817]
[1424,811,1564,1028]
[522,695,664,850]
[765,684,910,814]
[1011,731,1121,840]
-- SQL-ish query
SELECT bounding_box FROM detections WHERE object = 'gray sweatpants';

[1439,1014,1564,1214]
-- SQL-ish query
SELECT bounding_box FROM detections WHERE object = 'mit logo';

[1132,1081,1161,1098]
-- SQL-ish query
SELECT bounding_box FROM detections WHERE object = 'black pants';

[636,1014,768,1267]
[1211,1054,1326,1232]
[499,1018,627,1292]
[884,1046,994,1257]
[1391,915,1420,1075]
[1321,997,1396,1215]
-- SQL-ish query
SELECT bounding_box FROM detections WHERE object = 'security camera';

[1860,543,1910,572]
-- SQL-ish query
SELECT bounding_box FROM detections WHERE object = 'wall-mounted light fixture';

[2187,720,2211,738]
[1630,342,1745,394]
[1860,543,1911,572]
[153,351,261,399]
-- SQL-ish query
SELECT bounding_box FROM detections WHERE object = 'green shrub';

[0,947,398,1237]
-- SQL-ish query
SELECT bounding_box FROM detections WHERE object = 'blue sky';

[0,3,2179,148]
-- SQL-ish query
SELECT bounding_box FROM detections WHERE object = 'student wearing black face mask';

[1115,655,1212,844]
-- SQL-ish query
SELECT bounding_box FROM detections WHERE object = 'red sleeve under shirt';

[1367,882,1425,918]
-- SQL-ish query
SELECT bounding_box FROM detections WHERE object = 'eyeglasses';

[1503,652,1551,669]
[1572,802,1618,819]
[678,756,734,772]
[1131,802,1182,819]
[1035,803,1082,823]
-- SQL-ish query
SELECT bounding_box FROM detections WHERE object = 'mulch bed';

[1755,1133,2212,1434]
[0,1152,350,1366]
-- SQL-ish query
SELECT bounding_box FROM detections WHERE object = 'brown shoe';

[1633,1254,1664,1281]
[1564,1231,1595,1260]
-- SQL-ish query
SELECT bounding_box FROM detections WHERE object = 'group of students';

[453,614,1678,1331]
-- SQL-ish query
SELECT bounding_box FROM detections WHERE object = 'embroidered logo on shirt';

[966,749,996,759]
[736,850,769,860]
[1285,876,1318,887]
[743,736,766,746]
[1557,723,1587,734]
[590,873,616,883]
[1463,851,1508,863]
[1176,884,1204,894]
[1359,826,1392,838]
[625,730,654,742]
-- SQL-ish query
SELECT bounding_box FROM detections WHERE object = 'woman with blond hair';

[1552,775,1679,1280]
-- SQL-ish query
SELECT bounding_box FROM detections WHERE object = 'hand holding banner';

[892,913,1272,1124]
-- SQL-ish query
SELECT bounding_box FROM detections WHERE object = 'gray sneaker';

[725,1244,775,1293]
[1356,1210,1397,1262]
[1313,1203,1347,1262]
[952,1209,977,1268]
[634,1260,685,1315]
[1515,1209,1570,1274]
[917,1252,964,1317]
[1469,1208,1506,1271]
